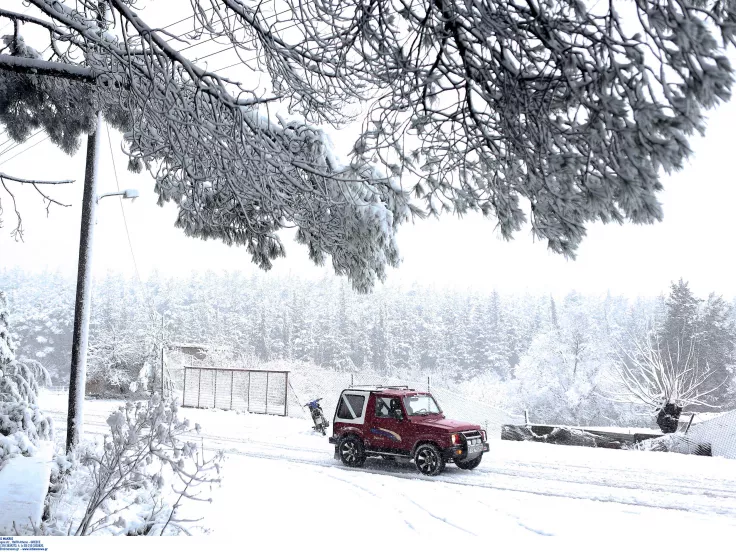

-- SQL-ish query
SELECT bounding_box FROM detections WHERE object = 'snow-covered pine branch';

[3,1,736,289]
[0,1,410,292]
[193,0,736,254]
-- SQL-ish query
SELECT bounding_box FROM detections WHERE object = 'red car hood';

[412,416,480,432]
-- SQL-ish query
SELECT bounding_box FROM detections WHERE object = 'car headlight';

[451,433,460,445]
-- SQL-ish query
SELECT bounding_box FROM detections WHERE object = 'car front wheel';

[338,435,366,468]
[455,455,483,470]
[414,443,445,476]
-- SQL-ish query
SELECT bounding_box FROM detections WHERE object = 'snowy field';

[40,391,736,542]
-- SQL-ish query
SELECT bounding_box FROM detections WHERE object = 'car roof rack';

[348,384,416,391]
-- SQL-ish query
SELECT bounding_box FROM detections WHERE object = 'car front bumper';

[442,442,489,462]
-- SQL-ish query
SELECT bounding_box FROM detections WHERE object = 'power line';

[0,130,44,161]
[179,6,293,54]
[0,134,14,153]
[0,133,49,166]
[104,121,160,327]
[104,121,143,287]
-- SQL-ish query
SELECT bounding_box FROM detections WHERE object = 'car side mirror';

[392,409,404,421]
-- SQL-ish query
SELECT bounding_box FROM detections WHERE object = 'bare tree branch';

[610,328,726,411]
[0,172,74,185]
[0,172,74,239]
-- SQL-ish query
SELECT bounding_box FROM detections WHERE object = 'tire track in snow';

[164,431,736,504]
[316,470,419,533]
[212,445,736,518]
[47,405,736,519]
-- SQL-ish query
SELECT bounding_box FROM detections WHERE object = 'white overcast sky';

[1,1,735,300]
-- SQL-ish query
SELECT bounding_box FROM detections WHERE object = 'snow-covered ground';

[39,391,736,542]
[0,441,53,532]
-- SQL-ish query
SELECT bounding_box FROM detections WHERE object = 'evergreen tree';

[662,279,701,345]
[549,296,559,329]
[0,291,52,463]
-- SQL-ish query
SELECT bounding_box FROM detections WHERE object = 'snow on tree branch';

[196,0,736,254]
[2,0,736,289]
[0,1,410,292]
[610,329,727,411]
[0,173,73,241]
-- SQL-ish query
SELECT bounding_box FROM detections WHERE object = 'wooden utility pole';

[66,112,102,453]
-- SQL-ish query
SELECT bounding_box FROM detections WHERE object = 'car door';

[370,395,407,452]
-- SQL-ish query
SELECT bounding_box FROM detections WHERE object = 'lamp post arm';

[97,191,124,201]
[97,189,139,202]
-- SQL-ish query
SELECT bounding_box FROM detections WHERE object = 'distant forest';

[2,268,734,427]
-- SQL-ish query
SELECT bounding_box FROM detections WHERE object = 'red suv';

[327,386,489,476]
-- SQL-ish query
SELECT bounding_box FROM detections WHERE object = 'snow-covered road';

[42,393,736,541]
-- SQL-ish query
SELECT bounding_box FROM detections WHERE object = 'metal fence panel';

[182,367,287,416]
[266,372,287,415]
[231,371,250,412]
[214,370,234,410]
[182,368,200,408]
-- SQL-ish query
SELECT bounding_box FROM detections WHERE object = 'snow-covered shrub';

[633,433,711,456]
[0,291,52,467]
[43,394,222,536]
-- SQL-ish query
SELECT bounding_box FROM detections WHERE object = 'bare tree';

[1,1,736,290]
[610,330,726,431]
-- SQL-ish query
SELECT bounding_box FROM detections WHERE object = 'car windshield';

[403,394,442,416]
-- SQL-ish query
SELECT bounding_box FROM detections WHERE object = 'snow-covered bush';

[632,433,711,456]
[43,394,222,536]
[0,291,52,467]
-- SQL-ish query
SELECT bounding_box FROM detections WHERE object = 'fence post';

[182,367,187,407]
[213,370,218,409]
[684,413,696,434]
[230,370,234,410]
[524,409,529,426]
[266,371,270,414]
[427,376,430,393]
[351,373,354,387]
[247,371,251,412]
[197,369,202,408]
[284,372,289,417]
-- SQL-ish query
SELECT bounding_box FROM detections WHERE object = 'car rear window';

[336,394,366,420]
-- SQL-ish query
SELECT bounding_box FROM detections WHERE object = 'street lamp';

[97,189,139,201]
[66,113,140,453]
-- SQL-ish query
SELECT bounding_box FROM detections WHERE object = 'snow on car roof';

[345,386,430,397]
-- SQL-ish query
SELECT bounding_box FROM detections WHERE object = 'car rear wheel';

[414,443,445,476]
[455,455,482,470]
[338,435,366,467]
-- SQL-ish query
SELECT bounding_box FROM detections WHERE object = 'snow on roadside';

[38,391,736,542]
[188,451,736,543]
[0,441,54,533]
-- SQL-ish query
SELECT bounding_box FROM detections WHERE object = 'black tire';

[414,443,445,476]
[455,455,483,470]
[338,435,366,467]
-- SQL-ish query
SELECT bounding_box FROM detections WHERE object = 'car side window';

[337,394,366,420]
[375,396,393,418]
